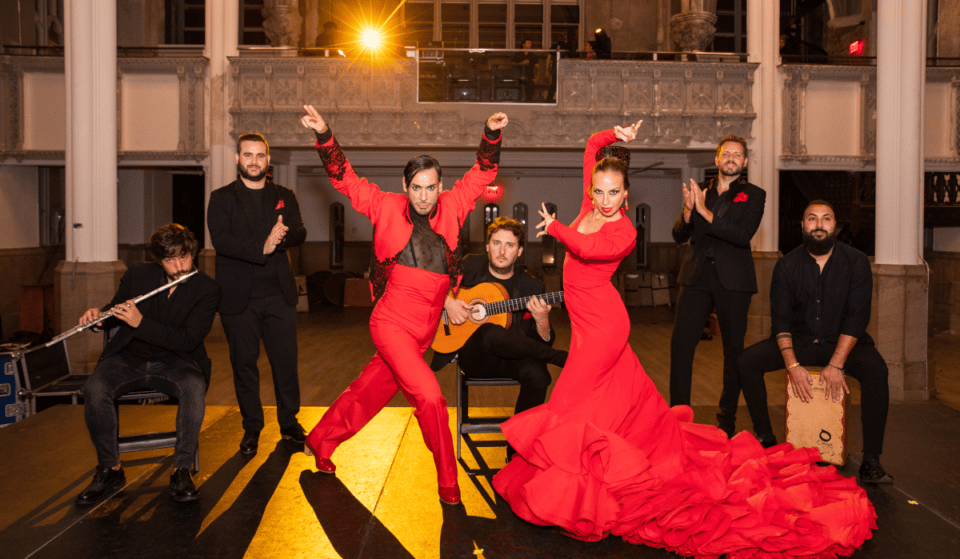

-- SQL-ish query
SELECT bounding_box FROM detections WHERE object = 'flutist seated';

[75,224,221,506]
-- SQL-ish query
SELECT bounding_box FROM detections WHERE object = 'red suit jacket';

[314,130,502,299]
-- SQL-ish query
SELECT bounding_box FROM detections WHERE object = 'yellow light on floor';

[360,27,383,51]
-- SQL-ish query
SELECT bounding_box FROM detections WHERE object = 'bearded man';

[738,200,893,484]
[208,132,308,455]
[669,134,766,437]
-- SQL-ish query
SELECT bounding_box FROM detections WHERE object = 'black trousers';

[457,323,556,415]
[738,337,889,456]
[220,294,300,433]
[670,259,753,426]
[82,354,205,470]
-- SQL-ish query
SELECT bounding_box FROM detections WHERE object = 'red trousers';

[305,265,457,486]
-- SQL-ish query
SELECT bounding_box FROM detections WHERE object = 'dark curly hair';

[485,217,525,248]
[148,223,199,262]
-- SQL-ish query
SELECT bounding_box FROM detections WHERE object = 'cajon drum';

[784,369,847,466]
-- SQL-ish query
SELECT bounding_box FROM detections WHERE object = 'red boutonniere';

[275,199,285,210]
[523,312,532,320]
[733,192,748,203]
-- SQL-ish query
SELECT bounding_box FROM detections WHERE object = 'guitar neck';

[484,291,564,316]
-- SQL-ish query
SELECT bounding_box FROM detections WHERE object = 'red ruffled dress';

[492,130,877,558]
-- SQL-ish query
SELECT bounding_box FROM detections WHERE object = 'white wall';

[803,80,862,157]
[22,72,66,151]
[0,166,40,249]
[120,74,180,152]
[925,82,955,158]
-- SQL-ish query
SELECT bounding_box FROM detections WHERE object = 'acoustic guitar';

[431,282,564,354]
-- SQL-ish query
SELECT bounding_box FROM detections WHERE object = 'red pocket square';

[733,192,748,203]
[275,200,285,210]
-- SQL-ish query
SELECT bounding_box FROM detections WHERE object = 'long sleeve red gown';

[492,129,877,558]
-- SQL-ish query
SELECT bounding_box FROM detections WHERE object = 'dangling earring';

[624,193,629,211]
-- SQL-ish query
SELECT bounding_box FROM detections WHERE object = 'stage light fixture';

[361,27,383,51]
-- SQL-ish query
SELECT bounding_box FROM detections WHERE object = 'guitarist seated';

[431,217,567,457]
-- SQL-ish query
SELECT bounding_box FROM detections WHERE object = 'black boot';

[549,349,568,368]
[859,455,894,484]
[76,465,126,506]
[169,468,200,502]
[755,430,778,449]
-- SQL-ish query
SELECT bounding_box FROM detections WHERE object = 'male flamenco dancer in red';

[299,105,508,505]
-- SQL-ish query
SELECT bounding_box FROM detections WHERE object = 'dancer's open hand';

[535,203,556,238]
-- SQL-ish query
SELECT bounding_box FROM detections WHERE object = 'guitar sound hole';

[469,299,488,322]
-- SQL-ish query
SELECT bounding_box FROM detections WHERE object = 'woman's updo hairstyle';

[592,145,630,190]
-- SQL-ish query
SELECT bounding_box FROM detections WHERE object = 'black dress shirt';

[770,241,874,347]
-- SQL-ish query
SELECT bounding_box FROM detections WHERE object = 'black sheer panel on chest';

[396,210,448,274]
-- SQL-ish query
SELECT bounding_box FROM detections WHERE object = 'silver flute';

[39,270,199,350]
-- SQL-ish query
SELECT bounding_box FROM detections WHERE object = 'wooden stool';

[785,367,847,465]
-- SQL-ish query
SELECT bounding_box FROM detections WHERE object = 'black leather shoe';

[550,350,568,368]
[859,457,894,484]
[75,465,126,506]
[755,431,778,449]
[239,431,259,455]
[280,423,307,444]
[169,468,200,502]
[717,421,735,438]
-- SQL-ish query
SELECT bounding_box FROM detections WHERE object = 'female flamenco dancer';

[492,122,877,557]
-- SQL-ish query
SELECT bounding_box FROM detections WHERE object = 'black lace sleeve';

[476,132,501,171]
[315,132,348,181]
[439,233,464,291]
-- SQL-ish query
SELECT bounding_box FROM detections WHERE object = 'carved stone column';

[670,1,718,52]
[262,0,303,47]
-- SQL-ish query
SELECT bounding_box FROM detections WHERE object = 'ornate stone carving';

[262,0,303,47]
[670,11,718,52]
[228,57,758,150]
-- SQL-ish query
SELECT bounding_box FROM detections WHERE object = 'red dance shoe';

[317,458,336,474]
[438,484,461,505]
[303,442,336,474]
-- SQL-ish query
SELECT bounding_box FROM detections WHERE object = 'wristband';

[786,362,800,370]
[828,364,845,373]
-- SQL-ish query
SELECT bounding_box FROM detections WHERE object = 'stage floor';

[1,401,958,559]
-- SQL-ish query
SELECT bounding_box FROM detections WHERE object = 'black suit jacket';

[672,177,766,293]
[208,179,307,314]
[99,263,222,384]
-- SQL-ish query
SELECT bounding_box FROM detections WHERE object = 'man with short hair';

[76,223,221,505]
[670,134,766,436]
[208,132,308,455]
[299,104,508,505]
[738,200,893,484]
[432,217,567,452]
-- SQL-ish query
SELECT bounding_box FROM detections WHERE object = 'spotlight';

[360,27,383,51]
